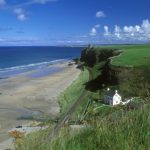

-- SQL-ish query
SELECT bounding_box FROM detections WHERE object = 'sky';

[0,0,150,46]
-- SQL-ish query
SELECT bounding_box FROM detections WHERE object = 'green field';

[96,45,150,67]
[58,68,89,114]
[50,101,150,150]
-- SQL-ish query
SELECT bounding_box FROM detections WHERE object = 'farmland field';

[97,45,150,67]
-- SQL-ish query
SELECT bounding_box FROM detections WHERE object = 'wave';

[0,59,69,73]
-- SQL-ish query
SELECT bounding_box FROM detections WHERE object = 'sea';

[0,46,83,78]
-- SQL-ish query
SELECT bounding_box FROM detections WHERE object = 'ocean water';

[0,46,83,78]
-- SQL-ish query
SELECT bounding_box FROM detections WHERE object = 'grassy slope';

[107,44,150,67]
[58,68,89,114]
[50,45,150,150]
[51,101,150,150]
[16,45,150,150]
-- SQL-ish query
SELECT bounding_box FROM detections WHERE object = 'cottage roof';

[105,89,119,97]
[105,90,115,97]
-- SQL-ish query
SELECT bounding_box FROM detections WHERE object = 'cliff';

[80,46,150,98]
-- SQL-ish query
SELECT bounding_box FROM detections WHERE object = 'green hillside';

[104,45,150,67]
[16,45,150,150]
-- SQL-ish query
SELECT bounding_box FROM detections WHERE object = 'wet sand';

[0,62,80,145]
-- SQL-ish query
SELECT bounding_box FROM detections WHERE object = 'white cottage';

[104,88,122,106]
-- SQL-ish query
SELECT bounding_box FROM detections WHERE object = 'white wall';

[113,94,121,105]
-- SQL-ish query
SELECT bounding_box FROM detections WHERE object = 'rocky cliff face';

[80,47,120,67]
[80,47,120,91]
[80,47,150,98]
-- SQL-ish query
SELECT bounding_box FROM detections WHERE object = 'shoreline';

[0,59,70,79]
[0,61,81,149]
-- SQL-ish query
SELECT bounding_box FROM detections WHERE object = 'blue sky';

[0,0,150,46]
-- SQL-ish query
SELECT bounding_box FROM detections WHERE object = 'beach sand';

[0,62,80,149]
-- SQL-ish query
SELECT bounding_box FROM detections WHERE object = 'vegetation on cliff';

[81,45,150,98]
[58,68,89,114]
[16,45,150,150]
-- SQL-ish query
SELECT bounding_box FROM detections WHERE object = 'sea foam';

[0,59,68,78]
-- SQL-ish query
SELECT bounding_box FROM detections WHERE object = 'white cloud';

[33,0,57,4]
[17,14,27,21]
[135,25,141,32]
[114,25,122,39]
[0,38,5,42]
[14,8,24,14]
[90,27,97,36]
[55,40,85,45]
[124,26,134,33]
[0,37,38,43]
[95,24,100,28]
[96,11,106,18]
[104,19,150,42]
[14,8,27,21]
[0,0,6,6]
[142,19,150,33]
[11,0,57,7]
[80,35,88,38]
[89,24,100,36]
[0,0,57,21]
[114,25,121,33]
[104,25,110,36]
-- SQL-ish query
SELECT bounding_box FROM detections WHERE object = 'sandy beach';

[0,62,80,147]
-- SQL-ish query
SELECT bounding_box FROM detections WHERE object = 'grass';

[50,100,150,150]
[103,44,150,67]
[70,91,93,122]
[16,98,150,150]
[15,45,150,150]
[15,126,53,150]
[58,68,89,114]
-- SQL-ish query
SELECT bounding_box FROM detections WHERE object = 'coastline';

[0,61,81,149]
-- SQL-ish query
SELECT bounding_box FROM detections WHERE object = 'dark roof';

[105,90,115,97]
